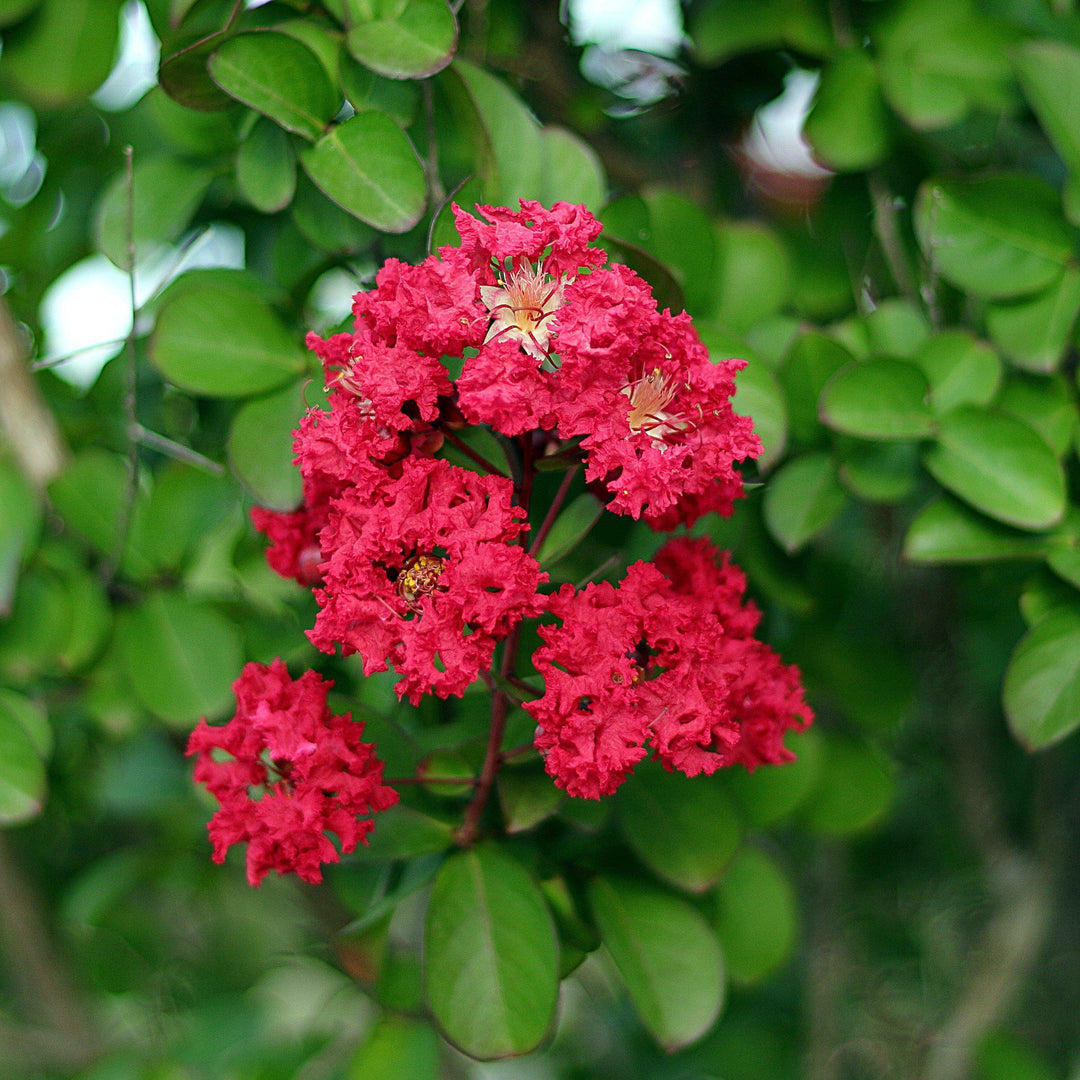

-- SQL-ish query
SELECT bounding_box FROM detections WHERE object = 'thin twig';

[131,423,224,474]
[868,171,919,306]
[527,464,579,557]
[29,338,127,371]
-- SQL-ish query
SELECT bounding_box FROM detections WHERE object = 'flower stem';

[528,464,578,557]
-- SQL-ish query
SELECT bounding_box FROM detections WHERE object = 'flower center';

[479,261,564,364]
[622,369,689,444]
[396,554,447,610]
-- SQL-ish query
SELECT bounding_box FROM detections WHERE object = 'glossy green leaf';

[985,268,1080,374]
[588,876,724,1051]
[803,51,888,171]
[837,440,919,503]
[237,118,297,213]
[300,110,426,233]
[345,0,457,80]
[1003,606,1080,749]
[1,0,122,105]
[1047,546,1080,592]
[803,734,894,835]
[731,356,787,471]
[712,221,792,332]
[819,359,935,439]
[537,493,604,568]
[139,464,235,573]
[158,26,236,111]
[904,497,1055,564]
[209,31,338,140]
[914,175,1072,299]
[498,770,563,834]
[642,188,717,315]
[349,1016,439,1080]
[922,407,1066,530]
[539,126,605,212]
[292,175,377,253]
[417,749,474,798]
[116,592,242,726]
[763,452,846,554]
[0,0,41,28]
[228,380,316,511]
[340,51,421,126]
[94,156,216,269]
[0,693,47,824]
[1015,41,1080,176]
[864,299,930,359]
[447,59,543,205]
[997,375,1077,459]
[0,689,50,761]
[779,332,852,444]
[425,845,558,1059]
[913,330,1001,413]
[151,280,305,397]
[0,459,41,615]
[56,570,111,674]
[616,765,742,893]
[0,570,68,685]
[714,846,798,985]
[689,0,830,64]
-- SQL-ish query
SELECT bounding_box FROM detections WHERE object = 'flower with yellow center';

[396,553,447,612]
[622,368,691,445]
[479,261,564,365]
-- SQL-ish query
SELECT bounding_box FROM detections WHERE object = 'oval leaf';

[985,267,1080,374]
[819,358,935,439]
[209,31,339,140]
[116,592,242,727]
[349,1016,439,1080]
[904,497,1056,564]
[1003,606,1080,750]
[539,126,605,212]
[803,50,889,171]
[150,280,305,397]
[616,764,742,893]
[300,110,426,233]
[346,0,457,80]
[922,407,1066,530]
[803,734,894,835]
[425,845,558,1059]
[763,452,847,554]
[588,876,724,1051]
[537,492,603,568]
[1016,41,1080,176]
[914,175,1072,299]
[714,845,799,985]
[237,118,298,213]
[913,330,1001,414]
[731,354,787,471]
[0,694,47,824]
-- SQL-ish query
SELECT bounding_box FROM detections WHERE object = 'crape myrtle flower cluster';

[189,200,812,883]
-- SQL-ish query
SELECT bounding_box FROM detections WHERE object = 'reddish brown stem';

[528,464,579,557]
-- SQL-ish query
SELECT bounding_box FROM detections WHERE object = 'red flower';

[308,457,547,704]
[187,659,398,886]
[527,540,812,798]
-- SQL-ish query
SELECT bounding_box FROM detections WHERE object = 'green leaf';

[985,268,1080,374]
[300,111,426,233]
[1015,41,1080,177]
[0,459,41,616]
[292,175,377,253]
[803,51,889,171]
[0,0,42,28]
[778,332,852,444]
[151,279,305,397]
[351,804,455,861]
[55,570,111,674]
[642,188,717,315]
[803,734,894,835]
[0,693,47,824]
[616,765,742,893]
[763,452,846,554]
[94,156,216,269]
[819,358,935,439]
[689,0,831,65]
[140,463,235,573]
[711,221,791,332]
[237,118,298,213]
[539,126,605,212]
[863,299,930,359]
[0,689,50,761]
[837,440,919,503]
[116,592,242,727]
[1003,606,1080,749]
[345,0,457,80]
[1,0,122,105]
[340,51,421,126]
[537,493,604,568]
[498,769,563,834]
[913,330,1001,414]
[714,846,798,985]
[588,876,724,1051]
[417,749,474,798]
[425,845,558,1059]
[922,407,1066,530]
[209,31,339,140]
[914,175,1073,299]
[723,726,823,828]
[228,380,315,511]
[158,26,236,111]
[445,59,543,205]
[731,356,787,471]
[904,497,1056,564]
[997,374,1077,459]
[349,1016,439,1080]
